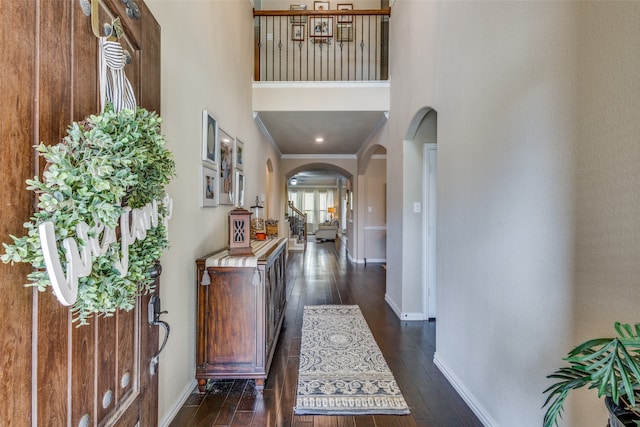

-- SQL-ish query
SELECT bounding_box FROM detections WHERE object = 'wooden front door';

[0,1,162,425]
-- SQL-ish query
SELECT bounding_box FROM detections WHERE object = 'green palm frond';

[542,323,640,427]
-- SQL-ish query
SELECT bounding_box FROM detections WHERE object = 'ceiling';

[256,110,387,156]
[287,169,345,187]
[255,110,387,186]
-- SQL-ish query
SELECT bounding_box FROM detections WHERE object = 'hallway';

[170,241,482,426]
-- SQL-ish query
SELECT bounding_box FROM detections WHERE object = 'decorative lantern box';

[228,207,254,256]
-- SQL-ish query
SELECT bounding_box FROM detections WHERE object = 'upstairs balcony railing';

[253,8,390,82]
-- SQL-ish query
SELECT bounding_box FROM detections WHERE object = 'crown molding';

[253,112,282,156]
[281,153,357,160]
[356,111,389,157]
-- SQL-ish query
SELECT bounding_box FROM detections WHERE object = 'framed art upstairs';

[253,6,390,82]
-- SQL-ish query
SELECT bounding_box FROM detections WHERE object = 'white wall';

[384,1,640,426]
[145,1,282,424]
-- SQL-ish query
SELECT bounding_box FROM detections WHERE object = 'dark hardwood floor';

[169,240,483,427]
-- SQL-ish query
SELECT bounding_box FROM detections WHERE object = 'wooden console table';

[194,238,287,393]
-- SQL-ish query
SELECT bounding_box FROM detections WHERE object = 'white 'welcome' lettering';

[39,194,172,306]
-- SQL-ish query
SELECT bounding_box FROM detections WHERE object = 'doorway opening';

[404,107,437,320]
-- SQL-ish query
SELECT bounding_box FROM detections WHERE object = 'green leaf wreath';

[1,104,175,325]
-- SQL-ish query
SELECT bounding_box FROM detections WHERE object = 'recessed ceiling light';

[315,137,324,143]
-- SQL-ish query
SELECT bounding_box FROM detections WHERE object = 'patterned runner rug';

[294,305,411,415]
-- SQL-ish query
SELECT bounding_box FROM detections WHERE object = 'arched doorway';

[358,145,388,264]
[403,107,438,319]
[285,163,353,250]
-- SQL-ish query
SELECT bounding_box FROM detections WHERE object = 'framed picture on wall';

[337,3,353,23]
[202,110,218,165]
[336,24,353,42]
[218,128,235,205]
[292,24,305,41]
[314,1,330,11]
[309,16,333,38]
[234,138,244,171]
[290,4,307,23]
[201,163,219,207]
[235,171,246,208]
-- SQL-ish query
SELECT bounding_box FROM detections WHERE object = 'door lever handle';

[148,295,170,375]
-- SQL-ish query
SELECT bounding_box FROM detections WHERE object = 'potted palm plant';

[543,322,640,427]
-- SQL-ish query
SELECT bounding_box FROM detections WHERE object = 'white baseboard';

[433,353,496,427]
[353,258,388,264]
[400,312,424,321]
[159,379,198,427]
[384,294,424,321]
[351,258,387,264]
[384,293,401,317]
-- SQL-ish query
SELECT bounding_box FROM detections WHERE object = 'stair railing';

[287,200,307,249]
